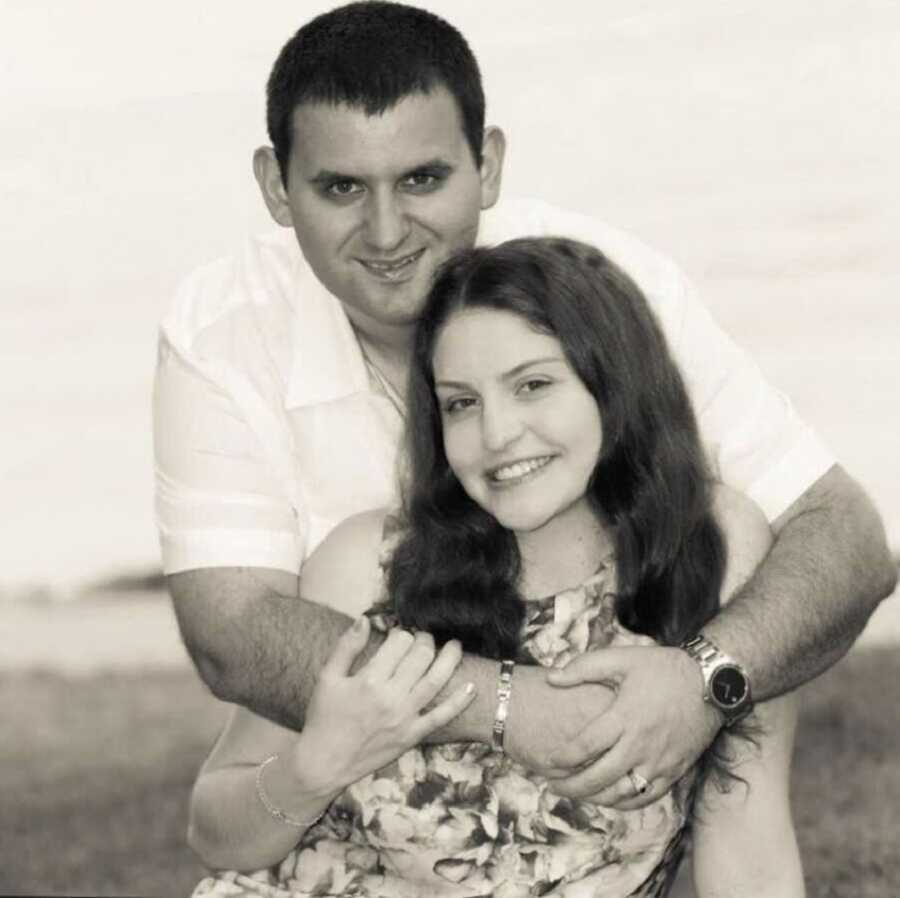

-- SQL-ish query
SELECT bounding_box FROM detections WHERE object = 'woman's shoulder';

[299,509,393,616]
[711,484,773,606]
[326,507,392,549]
[711,484,767,531]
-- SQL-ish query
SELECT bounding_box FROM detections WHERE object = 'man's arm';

[170,562,614,764]
[543,464,896,805]
[170,567,343,730]
[707,464,895,692]
[170,566,499,734]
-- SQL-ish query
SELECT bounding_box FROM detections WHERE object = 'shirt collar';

[282,205,504,410]
[284,258,370,409]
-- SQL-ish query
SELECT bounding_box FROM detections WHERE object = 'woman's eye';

[444,396,477,414]
[519,378,551,394]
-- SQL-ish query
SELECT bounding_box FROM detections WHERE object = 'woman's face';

[432,306,603,535]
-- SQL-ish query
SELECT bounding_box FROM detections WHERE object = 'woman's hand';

[293,617,476,794]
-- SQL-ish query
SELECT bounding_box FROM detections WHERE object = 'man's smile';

[357,248,426,281]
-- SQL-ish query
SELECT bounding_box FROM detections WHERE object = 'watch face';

[711,665,749,708]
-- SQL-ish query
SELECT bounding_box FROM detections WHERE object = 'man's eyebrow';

[435,357,566,389]
[403,159,454,175]
[308,159,455,186]
[308,169,353,186]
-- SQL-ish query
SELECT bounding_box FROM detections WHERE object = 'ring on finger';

[627,769,650,795]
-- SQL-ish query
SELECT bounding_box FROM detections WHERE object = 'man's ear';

[253,146,294,228]
[479,126,506,211]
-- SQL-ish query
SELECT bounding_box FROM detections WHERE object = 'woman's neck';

[515,503,614,601]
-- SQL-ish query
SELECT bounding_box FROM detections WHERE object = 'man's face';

[258,88,504,335]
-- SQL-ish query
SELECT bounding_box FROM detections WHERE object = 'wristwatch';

[681,634,753,726]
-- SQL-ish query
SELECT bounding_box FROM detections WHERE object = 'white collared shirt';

[153,197,834,574]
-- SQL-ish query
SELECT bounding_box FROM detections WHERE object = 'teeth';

[367,259,409,271]
[491,457,552,482]
[363,250,422,276]
[371,265,410,281]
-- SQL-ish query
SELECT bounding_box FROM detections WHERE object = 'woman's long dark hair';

[387,237,726,660]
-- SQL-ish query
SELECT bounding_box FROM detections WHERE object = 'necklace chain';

[359,342,407,421]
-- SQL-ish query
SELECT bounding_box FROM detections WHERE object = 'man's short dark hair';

[266,1,486,182]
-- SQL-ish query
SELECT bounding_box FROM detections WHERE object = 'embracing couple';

[153,4,895,897]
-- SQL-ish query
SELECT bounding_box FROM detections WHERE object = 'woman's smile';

[487,454,555,486]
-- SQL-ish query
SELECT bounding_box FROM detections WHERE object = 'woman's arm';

[690,486,804,897]
[691,692,803,898]
[188,704,323,871]
[188,510,476,872]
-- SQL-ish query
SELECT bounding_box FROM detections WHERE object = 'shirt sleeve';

[670,273,835,522]
[152,331,305,575]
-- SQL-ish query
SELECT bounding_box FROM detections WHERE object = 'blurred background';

[1,1,898,895]
[2,0,899,596]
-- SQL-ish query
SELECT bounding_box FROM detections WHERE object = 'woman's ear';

[479,126,506,211]
[252,146,294,228]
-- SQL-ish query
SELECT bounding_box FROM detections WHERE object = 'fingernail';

[464,682,476,695]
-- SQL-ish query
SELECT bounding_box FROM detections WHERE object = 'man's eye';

[403,172,441,191]
[327,180,362,197]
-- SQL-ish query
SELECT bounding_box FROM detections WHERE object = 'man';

[154,1,894,809]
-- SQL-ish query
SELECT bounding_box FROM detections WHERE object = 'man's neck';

[354,328,412,404]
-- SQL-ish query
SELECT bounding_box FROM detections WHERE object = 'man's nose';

[481,399,524,452]
[362,190,411,252]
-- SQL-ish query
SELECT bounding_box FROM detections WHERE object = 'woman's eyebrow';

[500,357,566,381]
[435,356,566,390]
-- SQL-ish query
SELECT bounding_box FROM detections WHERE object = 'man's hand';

[502,665,617,777]
[542,646,721,809]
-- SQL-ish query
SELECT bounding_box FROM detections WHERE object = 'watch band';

[682,634,722,667]
[681,634,753,726]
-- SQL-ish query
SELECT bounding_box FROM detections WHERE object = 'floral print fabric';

[195,549,694,898]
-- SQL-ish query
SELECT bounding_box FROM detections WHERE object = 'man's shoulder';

[160,228,307,351]
[481,197,688,307]
[157,229,363,405]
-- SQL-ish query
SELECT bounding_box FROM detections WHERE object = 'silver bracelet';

[492,659,515,754]
[255,754,326,829]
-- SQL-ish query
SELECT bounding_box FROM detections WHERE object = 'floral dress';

[194,552,695,898]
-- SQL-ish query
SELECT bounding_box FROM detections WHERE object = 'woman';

[191,238,803,897]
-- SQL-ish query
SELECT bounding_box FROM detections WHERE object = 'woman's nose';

[480,399,524,452]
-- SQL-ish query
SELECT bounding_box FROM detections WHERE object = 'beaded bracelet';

[492,659,516,754]
[255,754,326,829]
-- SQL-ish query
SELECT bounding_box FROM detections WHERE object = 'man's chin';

[341,298,427,335]
[359,285,431,325]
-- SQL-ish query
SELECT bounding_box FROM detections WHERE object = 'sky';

[2,0,898,594]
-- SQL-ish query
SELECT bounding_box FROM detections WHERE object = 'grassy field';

[2,648,898,897]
